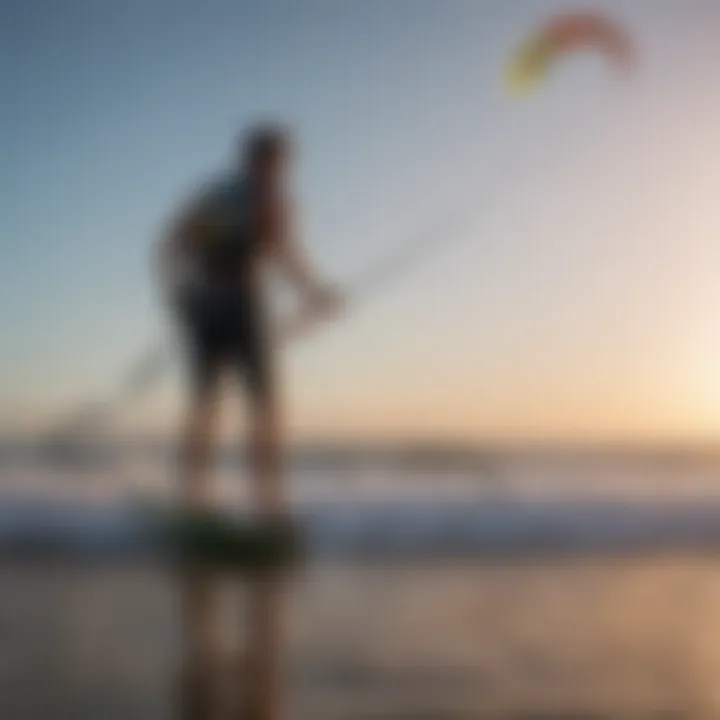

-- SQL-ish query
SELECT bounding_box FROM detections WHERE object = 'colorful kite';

[507,12,636,95]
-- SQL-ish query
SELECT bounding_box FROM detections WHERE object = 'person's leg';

[234,296,286,520]
[176,286,226,512]
[247,379,284,519]
[179,330,223,511]
[180,384,220,511]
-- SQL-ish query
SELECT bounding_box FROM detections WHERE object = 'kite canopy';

[507,12,636,95]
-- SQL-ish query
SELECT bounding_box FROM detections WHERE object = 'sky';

[2,0,720,443]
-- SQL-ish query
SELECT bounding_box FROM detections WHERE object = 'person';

[157,124,341,521]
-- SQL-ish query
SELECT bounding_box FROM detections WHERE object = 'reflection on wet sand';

[178,566,287,720]
[3,558,720,718]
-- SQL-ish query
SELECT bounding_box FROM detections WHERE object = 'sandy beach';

[2,554,720,719]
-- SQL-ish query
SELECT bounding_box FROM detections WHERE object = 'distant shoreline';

[3,436,720,472]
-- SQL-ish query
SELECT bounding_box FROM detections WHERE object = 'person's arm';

[267,198,342,314]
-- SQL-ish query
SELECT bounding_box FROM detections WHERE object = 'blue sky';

[3,1,720,441]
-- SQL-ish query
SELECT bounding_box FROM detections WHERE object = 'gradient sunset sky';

[2,0,720,442]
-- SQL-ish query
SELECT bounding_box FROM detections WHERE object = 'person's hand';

[309,282,345,319]
[280,282,345,342]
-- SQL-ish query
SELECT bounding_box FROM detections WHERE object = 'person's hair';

[242,123,292,168]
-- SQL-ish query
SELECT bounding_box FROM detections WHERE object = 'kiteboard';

[141,506,305,567]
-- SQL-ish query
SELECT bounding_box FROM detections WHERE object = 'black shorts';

[178,285,272,402]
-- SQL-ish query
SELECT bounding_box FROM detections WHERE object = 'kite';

[507,12,636,95]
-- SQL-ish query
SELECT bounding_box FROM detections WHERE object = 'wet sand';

[2,555,720,719]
